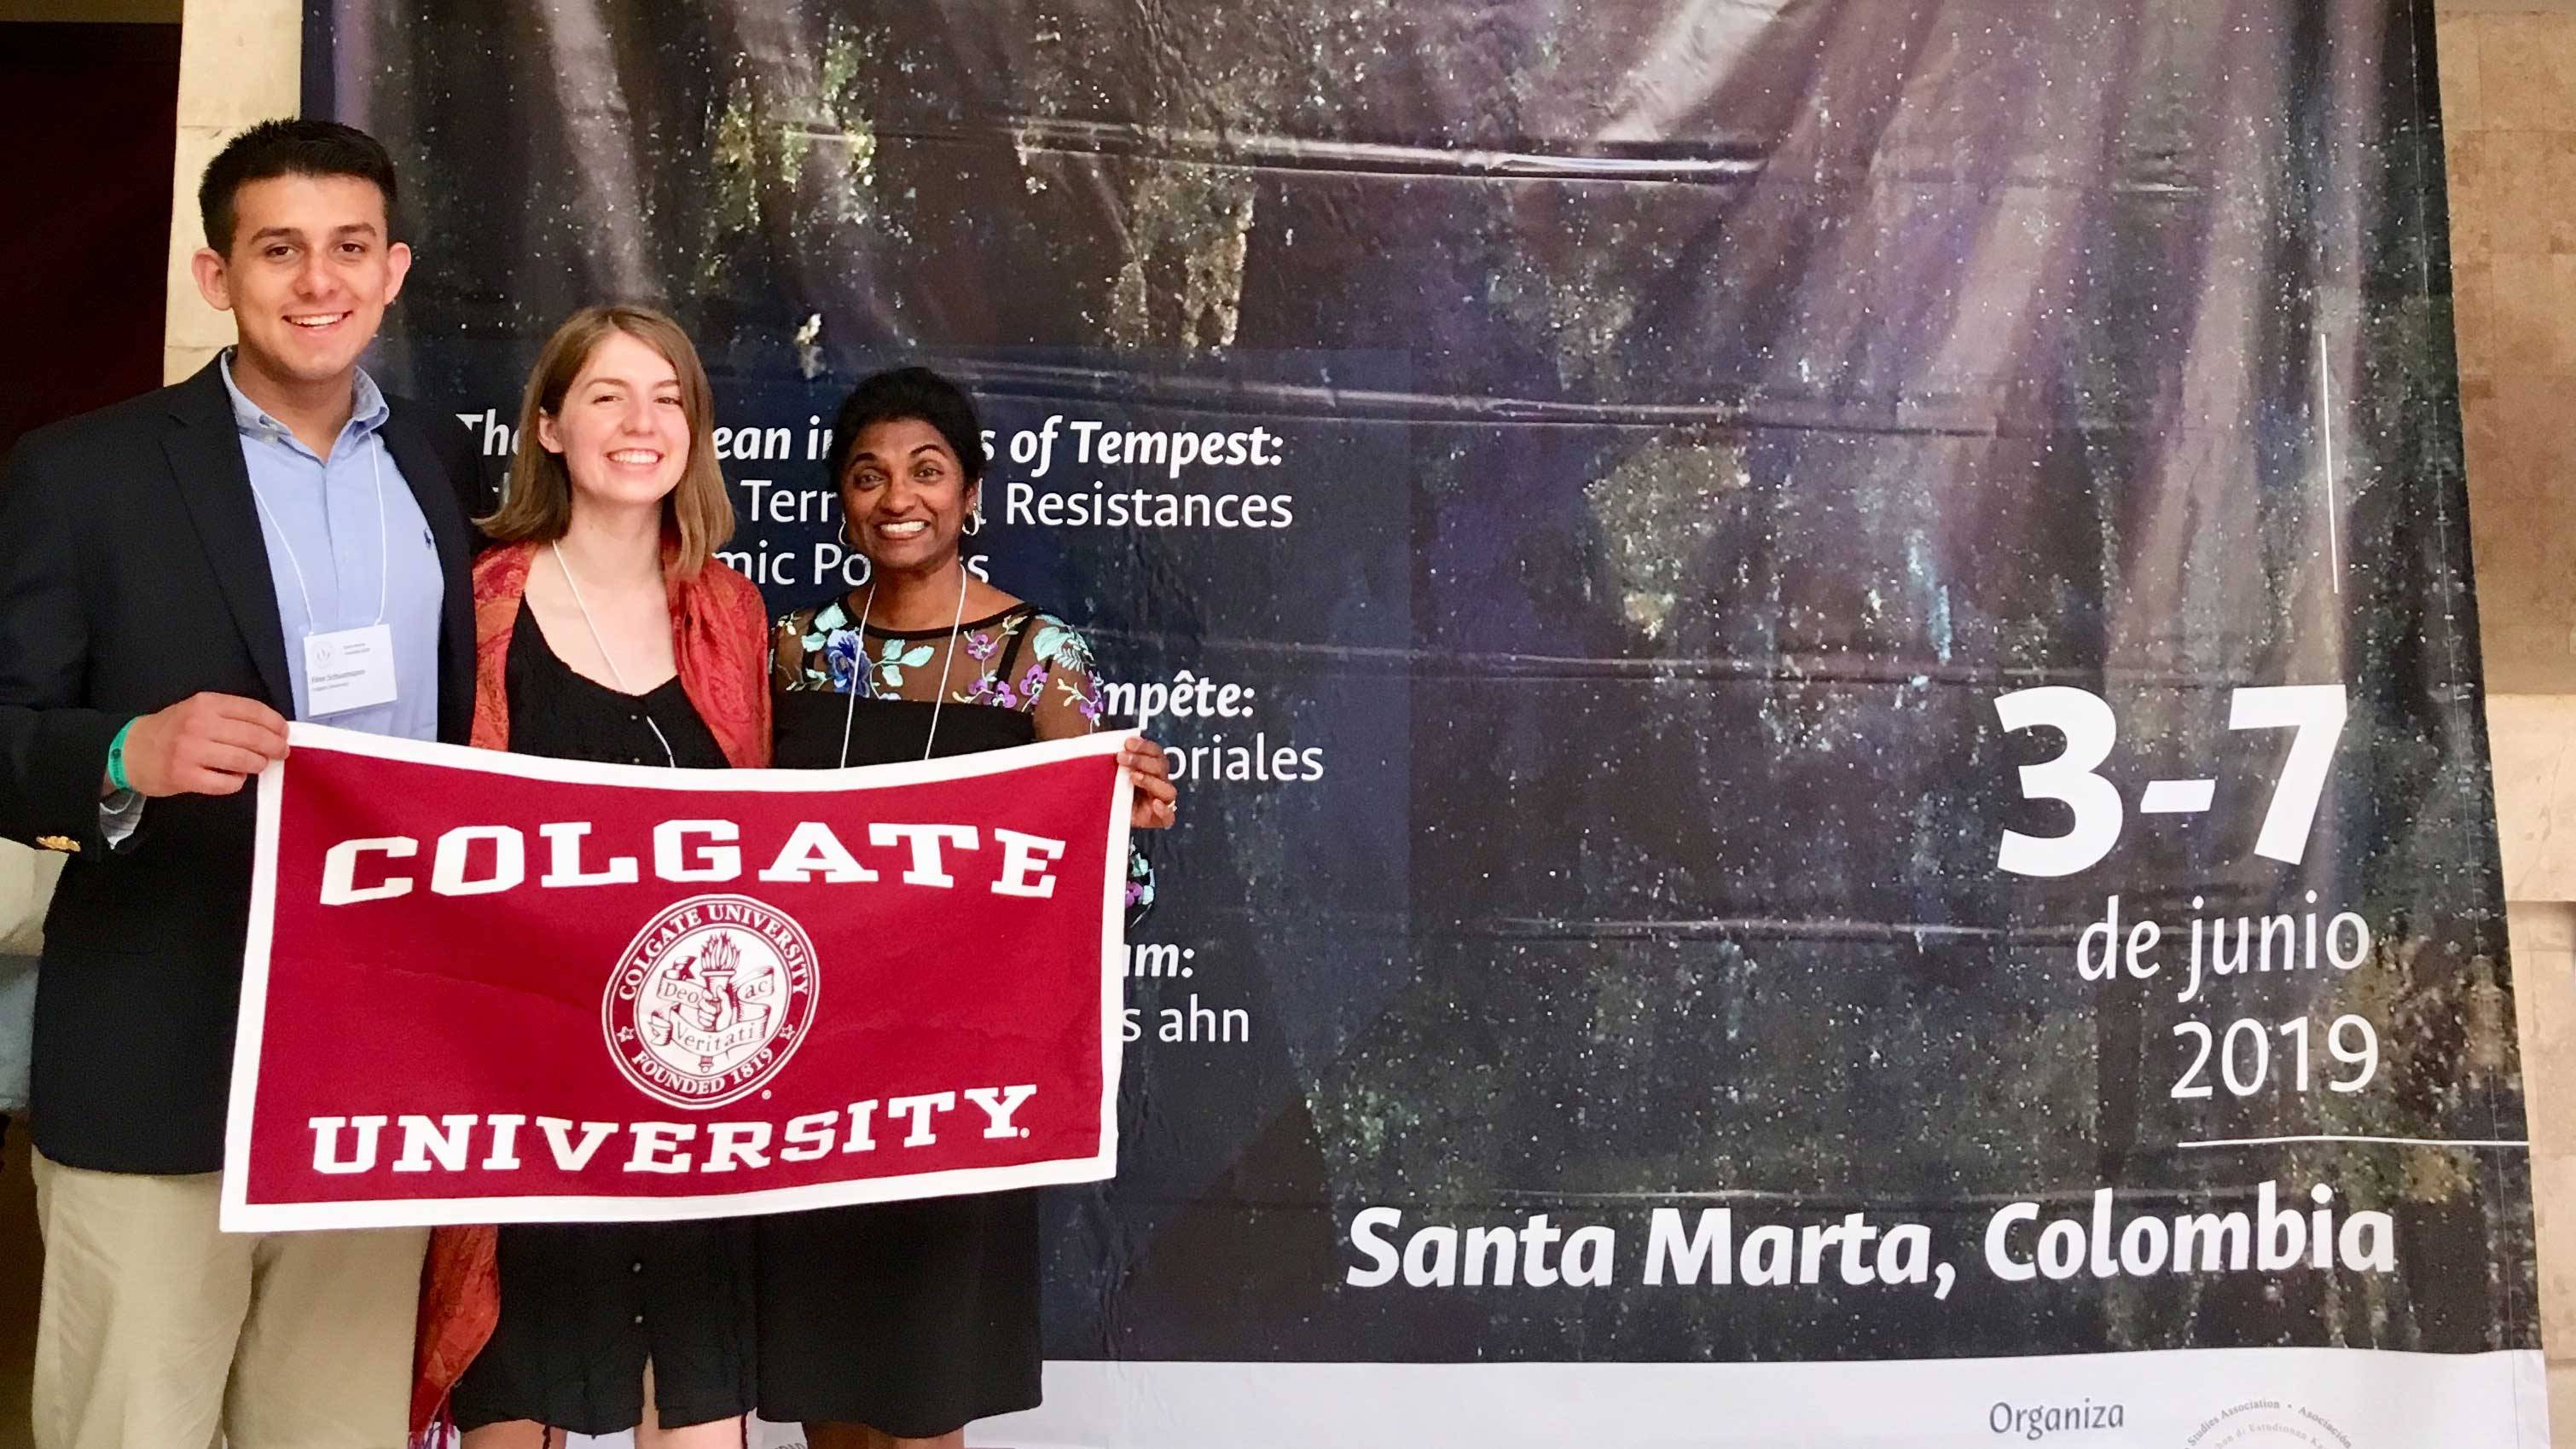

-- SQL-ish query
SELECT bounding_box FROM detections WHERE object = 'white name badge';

[304,623,398,716]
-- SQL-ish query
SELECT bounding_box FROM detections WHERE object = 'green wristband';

[107,718,136,793]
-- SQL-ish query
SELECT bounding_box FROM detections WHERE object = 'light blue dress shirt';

[219,351,445,739]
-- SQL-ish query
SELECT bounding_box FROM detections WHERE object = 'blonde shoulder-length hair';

[479,304,734,577]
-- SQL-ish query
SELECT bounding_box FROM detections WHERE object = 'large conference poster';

[309,2,2541,1444]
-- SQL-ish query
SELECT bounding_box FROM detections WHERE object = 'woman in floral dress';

[760,366,1174,1449]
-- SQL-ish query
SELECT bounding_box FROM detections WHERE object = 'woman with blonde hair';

[411,304,773,1447]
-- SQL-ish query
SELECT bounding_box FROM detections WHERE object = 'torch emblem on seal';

[605,894,817,1109]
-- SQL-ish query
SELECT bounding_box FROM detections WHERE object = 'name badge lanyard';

[838,562,969,768]
[243,432,392,693]
[553,541,680,768]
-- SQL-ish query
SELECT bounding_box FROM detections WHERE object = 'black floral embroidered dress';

[772,596,1152,912]
[754,593,1148,1434]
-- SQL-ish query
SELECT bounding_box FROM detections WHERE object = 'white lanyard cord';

[838,562,970,768]
[243,431,392,632]
[551,541,678,768]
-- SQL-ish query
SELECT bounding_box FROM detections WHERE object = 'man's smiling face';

[195,172,411,390]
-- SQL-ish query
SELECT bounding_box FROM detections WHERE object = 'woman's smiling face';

[537,328,692,513]
[840,416,976,573]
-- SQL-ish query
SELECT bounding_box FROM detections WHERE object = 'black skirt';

[452,610,760,1435]
[757,685,1047,1435]
[752,1191,1042,1435]
[451,1219,758,1435]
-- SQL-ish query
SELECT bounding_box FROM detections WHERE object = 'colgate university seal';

[604,894,818,1109]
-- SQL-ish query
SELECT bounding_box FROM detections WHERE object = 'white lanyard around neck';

[243,427,391,631]
[552,540,678,768]
[839,564,969,768]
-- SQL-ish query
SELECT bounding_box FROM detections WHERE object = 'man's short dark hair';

[828,367,987,488]
[199,119,400,256]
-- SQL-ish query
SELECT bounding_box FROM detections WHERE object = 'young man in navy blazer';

[0,119,479,1449]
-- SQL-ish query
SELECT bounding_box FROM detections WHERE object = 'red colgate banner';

[221,724,1133,1232]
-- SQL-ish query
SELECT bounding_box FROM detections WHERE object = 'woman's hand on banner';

[1122,736,1179,829]
[119,692,291,797]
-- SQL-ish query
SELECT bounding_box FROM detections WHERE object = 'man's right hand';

[116,693,291,798]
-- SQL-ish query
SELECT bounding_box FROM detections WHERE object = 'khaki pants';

[32,1151,426,1449]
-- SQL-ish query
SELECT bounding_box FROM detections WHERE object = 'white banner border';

[221,722,1134,1233]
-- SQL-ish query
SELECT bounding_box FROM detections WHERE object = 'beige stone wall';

[2441,3,2576,1439]
[2446,8,2576,694]
[162,0,299,385]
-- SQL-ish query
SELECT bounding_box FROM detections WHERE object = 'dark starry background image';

[312,0,2531,1361]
